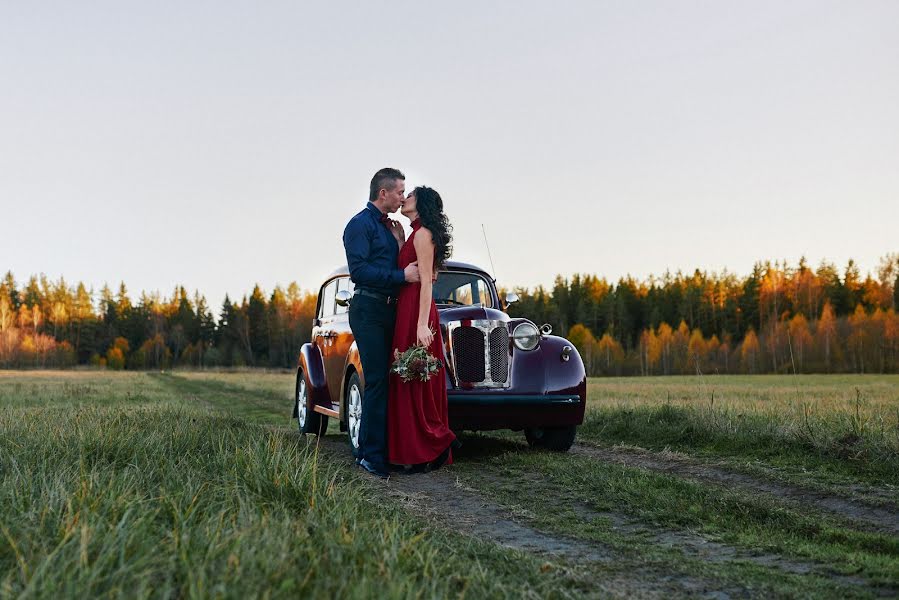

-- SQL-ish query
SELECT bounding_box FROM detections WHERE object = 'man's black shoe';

[358,458,389,479]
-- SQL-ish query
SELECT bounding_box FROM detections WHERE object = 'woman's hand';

[417,323,434,347]
[387,219,405,244]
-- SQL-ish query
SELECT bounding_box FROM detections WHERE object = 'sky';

[1,1,897,310]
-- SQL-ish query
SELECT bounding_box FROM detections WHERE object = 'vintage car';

[293,261,587,452]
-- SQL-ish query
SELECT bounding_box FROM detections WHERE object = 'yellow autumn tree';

[787,313,813,372]
[815,301,839,372]
[0,296,13,332]
[740,329,760,373]
[884,309,899,371]
[687,328,707,373]
[0,327,19,367]
[19,334,36,366]
[31,305,42,332]
[130,334,172,370]
[568,324,597,373]
[672,321,690,374]
[50,301,67,338]
[639,328,662,375]
[594,333,624,376]
[112,337,130,356]
[656,322,674,375]
[106,347,125,370]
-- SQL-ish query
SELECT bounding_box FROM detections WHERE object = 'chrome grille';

[446,320,511,388]
[488,326,509,383]
[451,326,486,382]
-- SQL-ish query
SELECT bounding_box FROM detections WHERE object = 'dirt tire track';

[308,435,889,598]
[571,443,899,535]
[573,507,872,590]
[471,467,877,593]
[311,436,755,599]
[315,436,614,564]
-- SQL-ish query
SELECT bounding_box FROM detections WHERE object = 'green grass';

[2,370,898,599]
[583,375,899,489]
[451,436,899,598]
[0,372,586,599]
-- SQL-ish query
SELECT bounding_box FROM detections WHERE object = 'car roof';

[327,260,491,280]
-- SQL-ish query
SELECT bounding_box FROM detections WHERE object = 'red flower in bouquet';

[391,338,444,383]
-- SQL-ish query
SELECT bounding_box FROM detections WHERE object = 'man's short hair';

[369,168,405,202]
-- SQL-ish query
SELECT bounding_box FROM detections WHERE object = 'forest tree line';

[0,276,317,370]
[507,255,899,375]
[1,254,898,375]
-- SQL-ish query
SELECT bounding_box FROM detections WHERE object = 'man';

[343,168,419,478]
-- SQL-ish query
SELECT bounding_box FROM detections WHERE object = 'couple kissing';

[342,167,460,479]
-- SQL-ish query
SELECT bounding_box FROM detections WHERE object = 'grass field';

[1,371,897,598]
[582,375,899,491]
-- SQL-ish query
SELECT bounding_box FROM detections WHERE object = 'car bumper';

[448,393,581,405]
[447,393,585,431]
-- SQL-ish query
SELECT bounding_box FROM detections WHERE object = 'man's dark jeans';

[348,293,396,469]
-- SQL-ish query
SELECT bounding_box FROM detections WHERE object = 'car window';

[335,277,354,315]
[319,280,337,318]
[433,272,493,308]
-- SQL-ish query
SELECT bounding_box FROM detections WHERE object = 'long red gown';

[387,219,456,466]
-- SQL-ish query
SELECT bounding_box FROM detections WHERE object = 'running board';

[313,405,339,418]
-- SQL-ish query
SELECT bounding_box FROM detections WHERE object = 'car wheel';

[296,367,327,436]
[345,372,363,456]
[525,426,577,452]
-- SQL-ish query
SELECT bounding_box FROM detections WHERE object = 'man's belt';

[354,289,397,305]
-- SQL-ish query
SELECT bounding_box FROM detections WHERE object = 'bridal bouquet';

[391,344,444,383]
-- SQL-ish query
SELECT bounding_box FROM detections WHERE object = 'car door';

[314,280,338,403]
[325,276,355,405]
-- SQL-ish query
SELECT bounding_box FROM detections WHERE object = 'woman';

[387,186,458,471]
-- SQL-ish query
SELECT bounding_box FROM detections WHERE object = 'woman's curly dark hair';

[414,186,453,269]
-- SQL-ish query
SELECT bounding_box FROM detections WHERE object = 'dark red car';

[293,261,587,452]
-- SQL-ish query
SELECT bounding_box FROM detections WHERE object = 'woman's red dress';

[387,219,456,466]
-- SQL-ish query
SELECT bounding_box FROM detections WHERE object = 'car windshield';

[433,271,493,308]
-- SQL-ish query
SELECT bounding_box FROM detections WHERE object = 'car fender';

[295,343,329,417]
[339,341,364,414]
[538,335,588,399]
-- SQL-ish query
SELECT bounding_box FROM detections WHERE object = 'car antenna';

[481,224,498,281]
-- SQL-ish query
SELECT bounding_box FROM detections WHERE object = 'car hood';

[437,305,510,324]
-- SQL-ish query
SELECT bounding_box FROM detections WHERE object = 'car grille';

[488,326,509,383]
[452,326,486,382]
[447,320,510,388]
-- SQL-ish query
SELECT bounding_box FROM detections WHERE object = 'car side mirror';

[336,290,352,307]
[505,292,520,306]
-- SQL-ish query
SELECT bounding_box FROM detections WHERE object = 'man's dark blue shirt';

[343,202,405,297]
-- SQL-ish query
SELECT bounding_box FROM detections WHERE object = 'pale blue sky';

[1,1,897,308]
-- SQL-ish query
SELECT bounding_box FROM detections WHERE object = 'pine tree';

[1,272,19,309]
[268,286,289,367]
[247,285,268,365]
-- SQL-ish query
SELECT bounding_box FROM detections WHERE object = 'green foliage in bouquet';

[391,345,444,382]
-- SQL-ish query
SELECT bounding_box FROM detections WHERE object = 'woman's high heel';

[426,446,452,472]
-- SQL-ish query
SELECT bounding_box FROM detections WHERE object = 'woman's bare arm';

[413,228,435,347]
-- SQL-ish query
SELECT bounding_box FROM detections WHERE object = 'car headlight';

[512,322,540,351]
